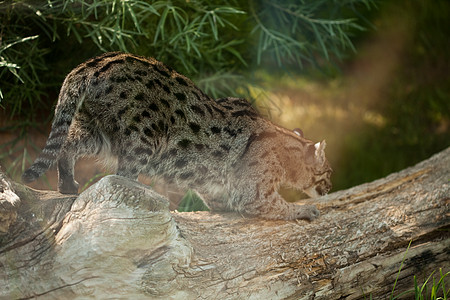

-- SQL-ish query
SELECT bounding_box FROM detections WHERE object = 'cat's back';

[58,52,266,156]
[63,53,237,137]
[64,52,209,108]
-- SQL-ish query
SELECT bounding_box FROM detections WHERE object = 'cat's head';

[283,128,332,198]
[302,140,333,198]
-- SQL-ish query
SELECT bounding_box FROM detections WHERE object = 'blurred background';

[1,0,449,210]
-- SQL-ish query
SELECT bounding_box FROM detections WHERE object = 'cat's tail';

[22,80,82,184]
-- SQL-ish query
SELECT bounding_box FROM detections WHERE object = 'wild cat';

[22,52,332,220]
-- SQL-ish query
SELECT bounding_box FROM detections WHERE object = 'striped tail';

[22,94,78,184]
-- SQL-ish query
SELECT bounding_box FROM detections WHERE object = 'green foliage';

[177,190,209,212]
[248,0,373,66]
[333,0,450,191]
[390,240,413,300]
[362,241,449,299]
[0,0,375,120]
[412,269,449,300]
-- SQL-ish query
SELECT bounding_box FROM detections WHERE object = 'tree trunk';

[1,148,449,299]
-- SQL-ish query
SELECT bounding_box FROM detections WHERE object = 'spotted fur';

[22,52,332,220]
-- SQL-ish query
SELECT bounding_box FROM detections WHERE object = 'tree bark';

[1,148,449,299]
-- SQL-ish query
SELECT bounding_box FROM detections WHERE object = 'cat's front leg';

[245,192,319,220]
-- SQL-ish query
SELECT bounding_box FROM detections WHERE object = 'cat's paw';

[58,180,79,194]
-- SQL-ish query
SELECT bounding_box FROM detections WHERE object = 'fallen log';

[1,147,449,299]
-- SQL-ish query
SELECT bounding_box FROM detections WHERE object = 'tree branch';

[1,148,449,299]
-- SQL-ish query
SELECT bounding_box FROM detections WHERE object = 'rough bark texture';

[1,148,449,299]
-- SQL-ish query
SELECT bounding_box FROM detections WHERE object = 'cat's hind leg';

[57,117,107,194]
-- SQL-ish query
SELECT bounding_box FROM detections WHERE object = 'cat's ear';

[314,140,327,165]
[293,128,304,137]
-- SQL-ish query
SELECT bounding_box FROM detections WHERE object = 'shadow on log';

[1,148,449,299]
